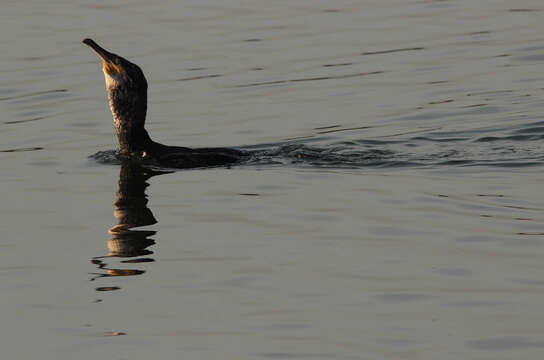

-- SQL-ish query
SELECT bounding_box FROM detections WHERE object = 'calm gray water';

[3,0,544,359]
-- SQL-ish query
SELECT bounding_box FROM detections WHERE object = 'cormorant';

[83,38,245,168]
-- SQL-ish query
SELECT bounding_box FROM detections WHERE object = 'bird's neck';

[108,88,153,156]
[114,121,153,157]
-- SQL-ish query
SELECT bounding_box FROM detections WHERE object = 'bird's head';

[83,38,147,94]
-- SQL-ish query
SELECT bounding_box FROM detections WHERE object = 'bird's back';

[148,143,246,168]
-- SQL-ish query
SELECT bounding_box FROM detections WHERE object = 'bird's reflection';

[90,160,169,290]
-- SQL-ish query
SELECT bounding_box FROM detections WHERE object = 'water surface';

[2,1,544,359]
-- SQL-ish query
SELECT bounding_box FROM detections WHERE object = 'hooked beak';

[83,38,116,64]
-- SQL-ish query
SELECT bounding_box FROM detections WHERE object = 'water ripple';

[360,47,425,56]
[89,122,544,171]
[0,146,43,153]
[234,71,384,88]
[0,89,68,102]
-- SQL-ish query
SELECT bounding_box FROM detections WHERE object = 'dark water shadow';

[90,160,172,291]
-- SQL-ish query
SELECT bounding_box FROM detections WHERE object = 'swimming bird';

[83,38,245,168]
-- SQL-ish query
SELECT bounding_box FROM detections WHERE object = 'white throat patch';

[103,71,122,90]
